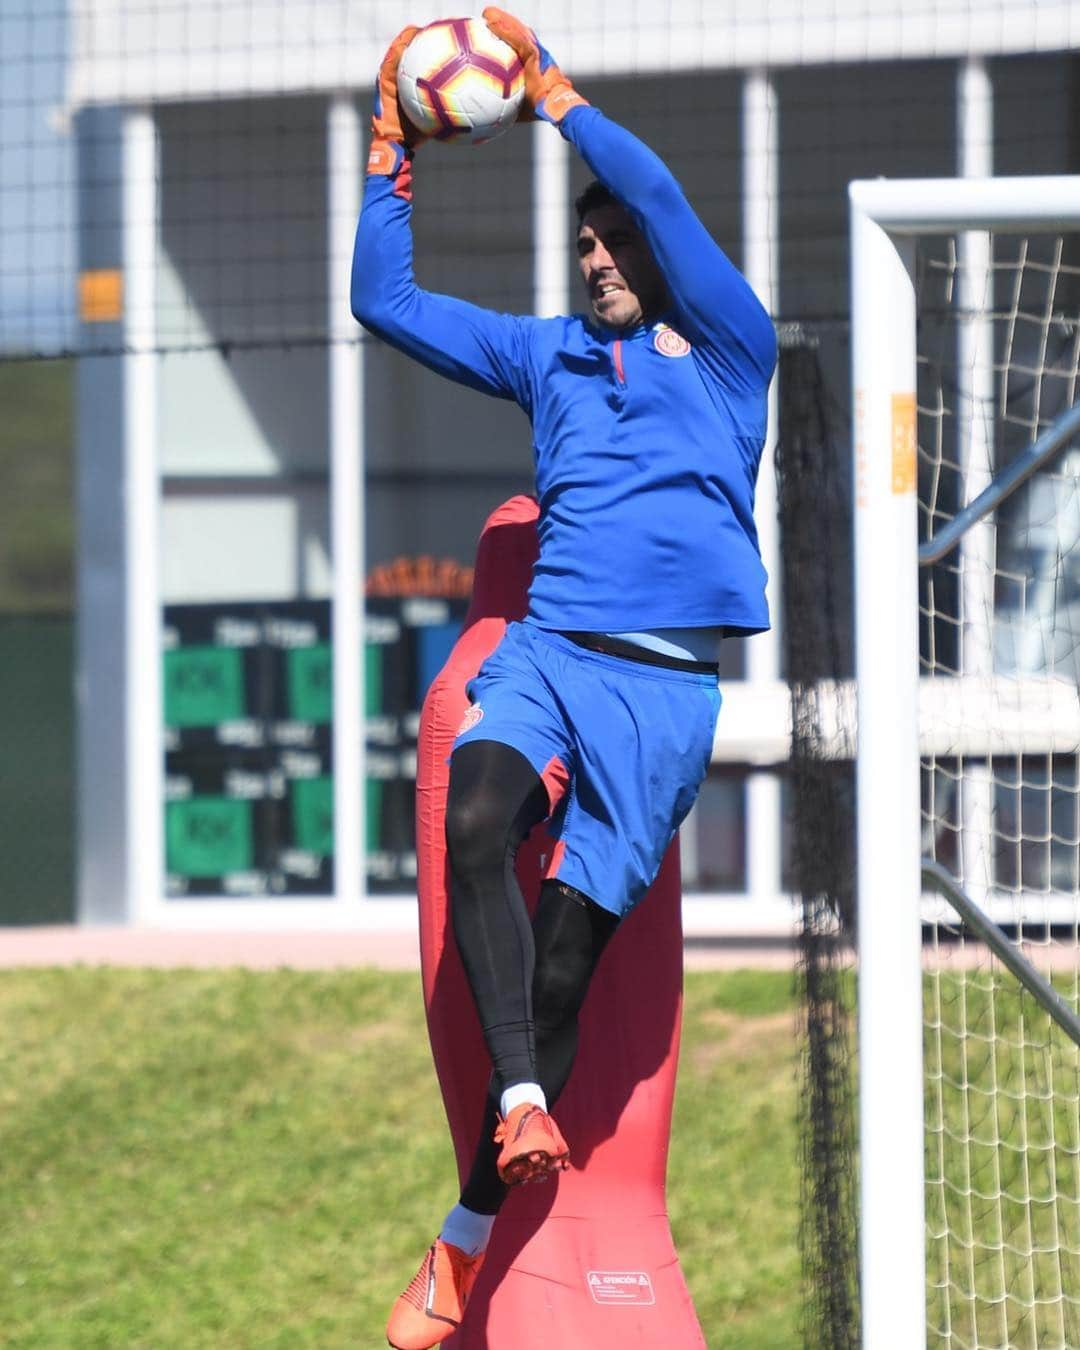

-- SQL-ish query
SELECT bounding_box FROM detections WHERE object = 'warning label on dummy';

[585,1271,656,1306]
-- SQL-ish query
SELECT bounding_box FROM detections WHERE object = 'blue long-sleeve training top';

[352,104,777,635]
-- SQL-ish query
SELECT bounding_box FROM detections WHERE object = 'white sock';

[439,1203,497,1257]
[499,1081,547,1118]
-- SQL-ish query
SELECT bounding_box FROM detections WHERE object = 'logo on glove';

[367,143,397,175]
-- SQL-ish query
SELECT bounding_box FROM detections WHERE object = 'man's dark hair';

[574,180,617,226]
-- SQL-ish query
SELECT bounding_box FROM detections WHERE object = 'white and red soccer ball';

[397,16,525,146]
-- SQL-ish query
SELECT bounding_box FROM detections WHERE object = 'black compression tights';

[445,739,551,1090]
[445,739,619,1216]
[458,877,619,1214]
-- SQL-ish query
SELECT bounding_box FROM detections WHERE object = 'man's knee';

[445,743,548,879]
[444,786,508,876]
[533,951,590,1031]
[532,882,619,1029]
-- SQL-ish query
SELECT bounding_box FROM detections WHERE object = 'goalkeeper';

[354,10,776,1348]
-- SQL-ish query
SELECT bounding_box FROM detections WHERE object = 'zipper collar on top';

[581,314,649,344]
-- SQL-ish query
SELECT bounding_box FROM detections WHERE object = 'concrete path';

[0,926,799,972]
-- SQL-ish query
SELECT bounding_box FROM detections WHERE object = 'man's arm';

[352,27,532,407]
[481,7,775,391]
[352,171,532,406]
[560,106,776,390]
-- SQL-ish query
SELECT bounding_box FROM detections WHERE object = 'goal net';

[917,226,1080,1346]
[852,178,1080,1350]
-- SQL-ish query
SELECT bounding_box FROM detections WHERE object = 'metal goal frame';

[850,174,1080,1350]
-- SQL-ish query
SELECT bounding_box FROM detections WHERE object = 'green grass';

[0,358,74,613]
[671,972,802,1345]
[0,967,801,1348]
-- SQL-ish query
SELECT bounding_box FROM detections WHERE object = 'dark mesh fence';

[777,329,860,1347]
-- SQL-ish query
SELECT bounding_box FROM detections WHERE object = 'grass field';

[1,966,801,1348]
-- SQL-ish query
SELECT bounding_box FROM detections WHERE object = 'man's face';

[576,204,667,331]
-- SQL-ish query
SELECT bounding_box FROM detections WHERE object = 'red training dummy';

[415,495,705,1347]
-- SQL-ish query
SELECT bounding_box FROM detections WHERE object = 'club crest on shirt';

[458,703,484,734]
[654,324,691,358]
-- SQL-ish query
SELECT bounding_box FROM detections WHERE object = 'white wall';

[155,97,332,604]
[69,0,1080,109]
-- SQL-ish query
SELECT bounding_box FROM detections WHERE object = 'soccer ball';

[397,17,525,146]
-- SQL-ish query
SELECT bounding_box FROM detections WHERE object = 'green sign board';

[166,797,254,877]
[291,776,334,855]
[286,643,332,723]
[164,646,246,727]
[365,641,383,716]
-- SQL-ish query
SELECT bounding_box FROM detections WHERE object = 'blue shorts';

[453,621,721,917]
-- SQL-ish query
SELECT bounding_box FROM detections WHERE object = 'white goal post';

[852,176,1080,1349]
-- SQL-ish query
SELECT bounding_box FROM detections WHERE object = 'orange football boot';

[493,1102,570,1185]
[386,1238,484,1350]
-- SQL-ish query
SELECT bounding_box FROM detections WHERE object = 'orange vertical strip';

[891,392,917,494]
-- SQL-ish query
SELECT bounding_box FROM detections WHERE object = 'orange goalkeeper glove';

[481,7,588,125]
[367,25,427,177]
